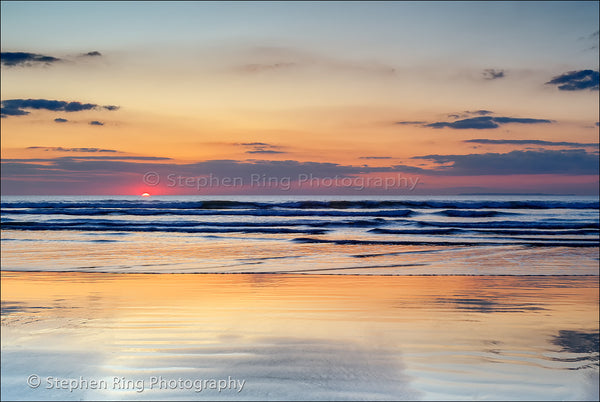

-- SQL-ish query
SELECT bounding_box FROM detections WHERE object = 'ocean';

[1,195,599,400]
[1,195,598,274]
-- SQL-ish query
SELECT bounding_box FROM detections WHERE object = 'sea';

[1,195,599,275]
[1,195,599,400]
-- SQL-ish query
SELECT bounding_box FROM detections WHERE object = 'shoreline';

[2,269,600,276]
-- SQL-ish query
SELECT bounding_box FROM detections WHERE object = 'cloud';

[54,118,68,123]
[412,149,599,175]
[239,142,286,155]
[492,117,553,124]
[397,111,552,130]
[359,156,392,160]
[482,69,505,80]
[546,70,599,91]
[1,52,61,67]
[5,155,171,162]
[89,121,104,126]
[394,121,425,125]
[1,157,388,181]
[246,149,285,154]
[426,116,553,130]
[82,51,102,57]
[465,139,599,148]
[0,107,29,117]
[26,147,119,153]
[2,152,597,195]
[0,99,119,118]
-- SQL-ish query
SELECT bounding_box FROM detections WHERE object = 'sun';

[141,192,151,197]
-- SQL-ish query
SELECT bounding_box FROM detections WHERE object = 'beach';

[1,272,598,400]
[1,195,599,400]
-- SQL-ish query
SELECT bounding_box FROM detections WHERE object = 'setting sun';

[141,192,150,197]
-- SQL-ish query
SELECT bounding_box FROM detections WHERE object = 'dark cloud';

[394,121,425,125]
[465,139,599,148]
[427,117,496,129]
[89,121,104,126]
[54,118,68,123]
[1,99,120,117]
[5,156,171,162]
[482,69,505,80]
[426,116,552,130]
[493,117,553,124]
[103,105,120,111]
[412,149,599,175]
[66,102,98,112]
[397,111,552,130]
[0,107,29,117]
[27,147,119,153]
[1,52,61,67]
[83,51,102,57]
[546,70,599,91]
[359,156,392,160]
[241,142,271,146]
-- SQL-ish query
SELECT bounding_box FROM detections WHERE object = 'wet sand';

[1,272,598,400]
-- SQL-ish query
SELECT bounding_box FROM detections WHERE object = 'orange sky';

[1,2,598,194]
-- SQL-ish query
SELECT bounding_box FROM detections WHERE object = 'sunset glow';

[1,1,598,195]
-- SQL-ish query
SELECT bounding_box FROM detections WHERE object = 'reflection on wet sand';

[1,272,598,400]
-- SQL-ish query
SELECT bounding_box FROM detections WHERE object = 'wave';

[1,221,329,235]
[292,237,599,247]
[2,218,386,229]
[5,219,596,241]
[2,199,599,210]
[0,208,415,217]
[2,199,598,250]
[370,228,599,236]
[434,209,517,217]
[412,220,599,230]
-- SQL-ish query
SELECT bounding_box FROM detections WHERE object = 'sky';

[1,1,599,195]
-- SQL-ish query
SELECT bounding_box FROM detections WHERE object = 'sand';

[1,272,598,400]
